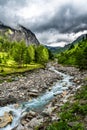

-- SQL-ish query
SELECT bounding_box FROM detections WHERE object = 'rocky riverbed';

[0,67,62,106]
[0,63,87,130]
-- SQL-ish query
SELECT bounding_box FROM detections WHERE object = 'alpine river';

[0,67,76,130]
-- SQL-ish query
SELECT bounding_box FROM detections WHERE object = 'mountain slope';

[0,21,40,46]
[58,39,87,69]
[47,33,87,54]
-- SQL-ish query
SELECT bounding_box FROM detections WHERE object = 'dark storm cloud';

[0,0,27,27]
[0,0,8,5]
[30,4,75,32]
[0,0,27,6]
[0,0,87,46]
[30,4,87,34]
[0,0,87,33]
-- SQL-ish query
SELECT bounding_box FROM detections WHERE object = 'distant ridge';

[46,33,87,54]
[72,33,87,44]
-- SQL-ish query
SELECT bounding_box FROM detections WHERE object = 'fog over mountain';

[0,0,87,46]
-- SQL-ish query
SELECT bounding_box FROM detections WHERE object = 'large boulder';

[0,112,13,128]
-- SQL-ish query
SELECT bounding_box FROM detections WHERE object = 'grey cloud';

[55,38,71,43]
[0,0,27,7]
[0,0,9,5]
[0,0,87,46]
[0,0,27,26]
[30,4,87,34]
[25,4,75,32]
[0,0,87,34]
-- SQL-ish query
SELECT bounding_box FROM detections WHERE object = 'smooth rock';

[68,121,79,127]
[0,112,13,128]
[28,118,43,128]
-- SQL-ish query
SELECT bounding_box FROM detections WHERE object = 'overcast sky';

[0,0,87,46]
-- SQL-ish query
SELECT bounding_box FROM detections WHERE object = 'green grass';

[75,85,87,100]
[0,52,44,76]
[46,121,84,130]
[0,52,7,57]
[46,121,70,130]
[0,64,44,76]
[47,86,87,130]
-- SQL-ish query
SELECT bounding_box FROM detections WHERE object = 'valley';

[0,62,87,130]
[0,22,87,130]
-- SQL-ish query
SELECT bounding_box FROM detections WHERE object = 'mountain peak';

[0,21,40,46]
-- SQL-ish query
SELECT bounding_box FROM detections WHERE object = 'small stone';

[62,99,68,103]
[52,115,60,121]
[84,116,87,122]
[14,104,20,109]
[68,122,79,127]
[29,111,36,117]
[21,120,27,125]
[28,92,38,97]
[63,83,67,87]
[48,87,51,91]
[29,89,38,93]
[14,124,25,130]
[77,80,80,83]
[28,118,43,128]
[61,91,67,97]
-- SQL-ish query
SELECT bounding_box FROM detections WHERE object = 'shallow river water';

[0,67,76,130]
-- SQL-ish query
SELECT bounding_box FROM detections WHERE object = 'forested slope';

[57,39,87,69]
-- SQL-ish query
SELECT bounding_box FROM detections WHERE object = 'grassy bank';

[0,51,44,76]
[0,63,44,76]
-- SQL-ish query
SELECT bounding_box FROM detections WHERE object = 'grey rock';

[84,116,87,122]
[68,121,79,127]
[0,96,17,106]
[28,92,38,97]
[0,22,40,46]
[28,118,43,128]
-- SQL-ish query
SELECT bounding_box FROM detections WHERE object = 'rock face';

[0,21,40,46]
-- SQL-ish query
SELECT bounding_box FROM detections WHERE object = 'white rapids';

[0,67,76,130]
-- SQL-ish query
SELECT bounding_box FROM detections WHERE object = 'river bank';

[0,62,87,130]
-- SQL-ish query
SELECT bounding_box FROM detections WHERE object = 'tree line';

[0,36,50,66]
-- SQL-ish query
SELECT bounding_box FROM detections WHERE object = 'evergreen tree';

[23,48,30,64]
[35,45,49,64]
[11,40,26,66]
[69,44,74,50]
[27,45,35,62]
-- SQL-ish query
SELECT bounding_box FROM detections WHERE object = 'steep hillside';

[0,21,40,46]
[57,39,87,69]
